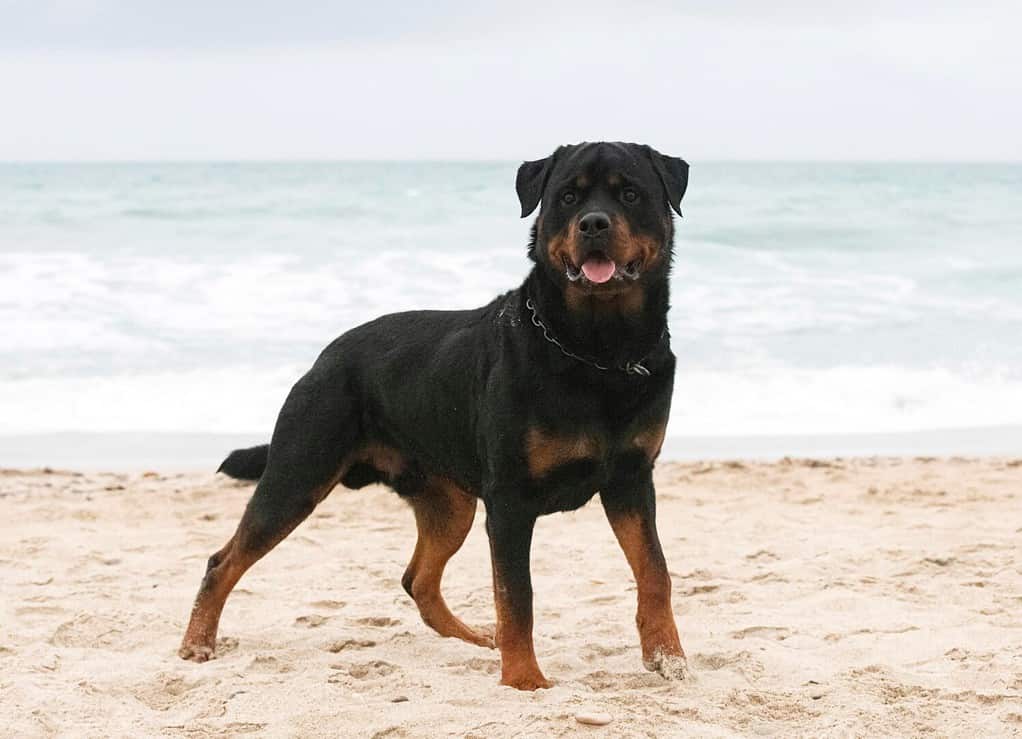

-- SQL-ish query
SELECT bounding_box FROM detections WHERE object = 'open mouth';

[563,252,642,284]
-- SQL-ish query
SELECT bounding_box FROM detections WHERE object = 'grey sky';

[1,1,1019,160]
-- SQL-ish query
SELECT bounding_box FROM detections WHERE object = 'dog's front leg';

[484,501,551,690]
[600,473,687,679]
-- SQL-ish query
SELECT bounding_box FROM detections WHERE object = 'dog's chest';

[522,416,666,512]
[524,421,663,476]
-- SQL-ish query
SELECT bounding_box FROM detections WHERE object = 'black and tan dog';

[179,141,689,690]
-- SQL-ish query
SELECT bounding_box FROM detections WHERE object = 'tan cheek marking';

[633,420,667,463]
[611,217,662,269]
[607,174,621,186]
[525,427,603,478]
[575,175,589,189]
[546,221,580,270]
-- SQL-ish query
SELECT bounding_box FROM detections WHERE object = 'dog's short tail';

[217,444,269,481]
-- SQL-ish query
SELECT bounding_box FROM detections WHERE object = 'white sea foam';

[3,363,1021,439]
[0,366,302,435]
[2,162,1020,448]
[669,365,1022,437]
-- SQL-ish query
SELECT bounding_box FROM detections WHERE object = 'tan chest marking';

[525,427,604,479]
[632,420,667,463]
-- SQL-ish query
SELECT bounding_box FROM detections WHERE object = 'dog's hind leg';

[179,372,354,661]
[401,480,495,648]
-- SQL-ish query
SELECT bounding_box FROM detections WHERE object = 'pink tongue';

[581,255,617,284]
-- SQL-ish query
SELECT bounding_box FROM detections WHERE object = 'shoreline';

[3,426,1021,472]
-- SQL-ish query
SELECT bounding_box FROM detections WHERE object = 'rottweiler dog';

[179,141,689,690]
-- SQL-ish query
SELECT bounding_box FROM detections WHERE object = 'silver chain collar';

[525,297,657,377]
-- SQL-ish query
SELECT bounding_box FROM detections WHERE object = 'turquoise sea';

[1,162,1021,463]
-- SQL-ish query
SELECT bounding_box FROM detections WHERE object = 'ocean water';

[1,162,1021,446]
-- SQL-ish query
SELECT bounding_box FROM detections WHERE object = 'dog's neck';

[522,266,670,370]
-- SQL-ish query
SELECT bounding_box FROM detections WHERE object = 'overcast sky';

[1,1,1019,160]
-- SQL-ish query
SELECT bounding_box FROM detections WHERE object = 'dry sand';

[1,457,1021,737]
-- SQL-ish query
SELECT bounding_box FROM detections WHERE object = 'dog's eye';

[561,191,577,206]
[622,188,639,204]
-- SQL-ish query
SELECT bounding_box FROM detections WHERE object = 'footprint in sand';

[309,599,347,609]
[725,688,818,724]
[356,616,401,628]
[448,656,500,675]
[16,604,66,617]
[220,723,267,735]
[824,626,919,643]
[50,614,125,650]
[693,651,765,680]
[581,643,630,660]
[335,660,399,679]
[323,638,378,653]
[748,572,790,584]
[247,655,294,673]
[132,672,205,711]
[695,651,752,670]
[581,669,667,692]
[730,626,793,641]
[944,647,996,665]
[294,614,331,628]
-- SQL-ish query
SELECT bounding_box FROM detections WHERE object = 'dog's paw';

[643,649,690,681]
[500,673,553,691]
[470,624,496,649]
[178,643,215,662]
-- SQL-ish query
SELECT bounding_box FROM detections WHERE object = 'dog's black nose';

[578,211,611,237]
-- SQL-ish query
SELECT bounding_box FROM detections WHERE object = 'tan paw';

[178,643,215,662]
[500,672,553,691]
[643,648,690,680]
[469,624,496,649]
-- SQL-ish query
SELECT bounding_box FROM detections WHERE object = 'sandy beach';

[1,456,1020,737]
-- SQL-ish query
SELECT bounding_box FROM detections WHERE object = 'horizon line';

[1,158,1020,166]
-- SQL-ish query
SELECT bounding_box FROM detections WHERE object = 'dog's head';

[517,142,687,300]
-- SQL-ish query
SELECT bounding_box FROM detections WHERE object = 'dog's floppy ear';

[646,146,689,216]
[515,150,559,218]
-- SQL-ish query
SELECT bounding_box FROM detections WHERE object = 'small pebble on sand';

[575,711,613,726]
